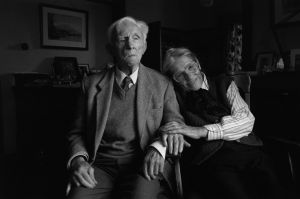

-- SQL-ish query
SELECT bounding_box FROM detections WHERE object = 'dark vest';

[175,75,262,165]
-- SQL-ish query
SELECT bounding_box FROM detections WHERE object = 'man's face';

[171,56,203,91]
[113,20,146,72]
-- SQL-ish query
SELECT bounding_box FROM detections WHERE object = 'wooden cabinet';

[251,72,300,141]
[251,72,300,196]
[14,84,81,199]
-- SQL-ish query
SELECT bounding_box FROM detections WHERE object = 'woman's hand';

[160,121,208,140]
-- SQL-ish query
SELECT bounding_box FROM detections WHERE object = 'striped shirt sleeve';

[204,81,255,141]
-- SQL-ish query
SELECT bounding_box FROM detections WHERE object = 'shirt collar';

[115,66,139,86]
[200,72,209,90]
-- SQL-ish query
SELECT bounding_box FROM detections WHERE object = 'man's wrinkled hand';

[143,148,164,181]
[70,156,97,188]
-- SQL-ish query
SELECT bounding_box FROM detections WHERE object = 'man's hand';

[70,156,97,188]
[160,121,208,140]
[143,148,164,181]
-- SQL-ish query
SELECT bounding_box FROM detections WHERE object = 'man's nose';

[125,37,134,49]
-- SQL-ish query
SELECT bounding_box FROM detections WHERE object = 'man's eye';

[133,35,140,40]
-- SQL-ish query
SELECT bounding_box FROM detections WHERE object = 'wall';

[0,0,112,75]
[126,0,242,29]
[127,0,300,69]
[252,0,300,65]
[125,0,242,75]
[0,0,112,154]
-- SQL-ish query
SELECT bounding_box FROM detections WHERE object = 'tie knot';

[122,76,132,91]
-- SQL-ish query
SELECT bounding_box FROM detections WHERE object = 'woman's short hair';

[107,16,149,46]
[162,47,201,77]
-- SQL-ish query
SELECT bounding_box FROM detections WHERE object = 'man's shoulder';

[142,64,170,83]
[83,67,112,87]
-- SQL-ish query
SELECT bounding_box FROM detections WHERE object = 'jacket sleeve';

[162,80,185,125]
[149,80,185,158]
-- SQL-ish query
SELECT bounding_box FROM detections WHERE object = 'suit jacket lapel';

[136,65,153,146]
[94,68,115,153]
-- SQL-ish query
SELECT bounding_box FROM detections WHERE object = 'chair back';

[227,72,251,108]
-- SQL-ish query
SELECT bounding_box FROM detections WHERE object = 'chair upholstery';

[226,71,251,107]
[228,72,298,196]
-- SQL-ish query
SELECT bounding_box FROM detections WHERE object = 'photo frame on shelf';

[78,64,90,78]
[255,52,275,73]
[52,57,79,83]
[271,0,300,27]
[290,49,300,71]
[40,4,88,50]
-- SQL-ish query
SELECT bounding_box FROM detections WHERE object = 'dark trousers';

[67,156,161,199]
[183,141,287,199]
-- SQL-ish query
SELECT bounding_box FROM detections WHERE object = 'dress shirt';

[200,73,255,141]
[115,66,138,88]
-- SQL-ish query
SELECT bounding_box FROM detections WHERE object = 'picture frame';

[255,52,275,73]
[78,64,90,78]
[52,57,79,83]
[40,4,88,50]
[290,49,300,70]
[271,0,300,27]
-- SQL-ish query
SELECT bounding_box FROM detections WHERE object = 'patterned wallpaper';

[226,24,243,73]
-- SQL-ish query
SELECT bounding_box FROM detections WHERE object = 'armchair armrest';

[166,153,183,199]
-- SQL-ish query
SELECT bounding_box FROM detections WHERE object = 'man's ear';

[142,41,147,55]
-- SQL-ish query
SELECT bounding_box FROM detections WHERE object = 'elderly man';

[66,17,184,199]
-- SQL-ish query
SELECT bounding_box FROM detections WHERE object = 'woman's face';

[171,56,203,91]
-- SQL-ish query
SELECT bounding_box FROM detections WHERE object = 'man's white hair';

[107,16,149,45]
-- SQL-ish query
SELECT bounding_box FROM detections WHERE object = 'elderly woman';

[160,47,285,199]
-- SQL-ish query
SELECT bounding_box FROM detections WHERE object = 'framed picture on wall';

[255,52,275,73]
[271,0,300,27]
[40,4,88,50]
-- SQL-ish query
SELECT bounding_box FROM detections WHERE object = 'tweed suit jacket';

[67,64,184,174]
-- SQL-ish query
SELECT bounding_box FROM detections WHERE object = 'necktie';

[122,76,132,92]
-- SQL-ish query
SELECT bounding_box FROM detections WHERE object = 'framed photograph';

[78,64,90,77]
[290,49,300,70]
[52,57,79,83]
[40,4,88,50]
[255,52,275,73]
[271,0,300,27]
